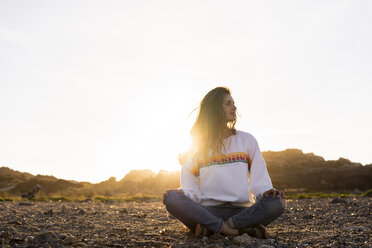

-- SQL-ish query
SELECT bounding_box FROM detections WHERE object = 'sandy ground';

[0,197,371,247]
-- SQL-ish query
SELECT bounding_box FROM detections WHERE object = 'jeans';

[163,190,285,234]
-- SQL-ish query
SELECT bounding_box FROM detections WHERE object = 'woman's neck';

[223,127,234,139]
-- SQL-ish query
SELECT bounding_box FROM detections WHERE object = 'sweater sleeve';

[247,135,273,199]
[180,158,201,203]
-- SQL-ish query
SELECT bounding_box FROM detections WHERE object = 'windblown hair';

[190,87,236,163]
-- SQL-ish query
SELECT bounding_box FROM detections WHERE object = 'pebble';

[64,235,78,244]
[9,220,22,225]
[170,241,189,248]
[331,198,347,204]
[32,231,58,243]
[73,242,87,247]
[44,209,54,216]
[345,226,368,232]
[159,228,168,236]
[209,233,223,240]
[0,231,13,239]
[267,238,275,243]
[60,205,68,214]
[233,233,252,245]
[259,245,276,248]
[119,208,128,214]
[303,214,314,220]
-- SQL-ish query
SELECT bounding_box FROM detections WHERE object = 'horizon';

[1,1,371,183]
[2,148,370,184]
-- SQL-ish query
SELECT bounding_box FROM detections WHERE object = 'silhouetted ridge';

[264,149,371,191]
[1,149,371,197]
[0,167,82,195]
[119,169,156,182]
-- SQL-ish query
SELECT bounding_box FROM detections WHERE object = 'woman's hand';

[263,189,286,199]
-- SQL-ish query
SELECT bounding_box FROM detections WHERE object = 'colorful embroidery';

[190,152,251,176]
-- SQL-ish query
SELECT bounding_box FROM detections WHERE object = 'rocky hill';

[264,149,372,192]
[1,149,371,197]
[0,167,83,195]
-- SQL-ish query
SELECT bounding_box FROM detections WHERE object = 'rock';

[19,202,33,206]
[11,236,25,243]
[159,228,168,236]
[331,198,347,204]
[73,242,87,247]
[14,243,29,248]
[303,214,314,220]
[259,245,276,248]
[233,233,252,246]
[0,231,13,239]
[60,205,68,214]
[284,209,294,214]
[32,231,58,243]
[205,244,223,248]
[267,238,276,243]
[57,234,67,239]
[8,220,22,225]
[26,236,34,242]
[209,233,223,240]
[345,226,368,232]
[64,235,78,244]
[119,208,128,214]
[44,209,54,216]
[170,241,189,248]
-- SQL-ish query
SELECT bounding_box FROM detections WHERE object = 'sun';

[154,125,193,173]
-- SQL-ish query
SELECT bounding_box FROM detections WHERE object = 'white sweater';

[180,131,273,206]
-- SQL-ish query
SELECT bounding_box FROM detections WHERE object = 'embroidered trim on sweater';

[190,152,251,176]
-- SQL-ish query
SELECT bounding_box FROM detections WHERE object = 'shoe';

[239,224,268,239]
[194,223,213,237]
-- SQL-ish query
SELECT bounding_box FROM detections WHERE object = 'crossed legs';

[163,190,285,236]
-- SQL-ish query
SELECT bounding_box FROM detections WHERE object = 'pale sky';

[1,0,371,183]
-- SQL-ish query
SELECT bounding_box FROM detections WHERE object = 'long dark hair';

[190,87,236,162]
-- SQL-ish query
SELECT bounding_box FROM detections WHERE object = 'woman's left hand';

[263,189,286,199]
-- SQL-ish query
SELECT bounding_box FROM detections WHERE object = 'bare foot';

[194,223,202,237]
[220,221,239,236]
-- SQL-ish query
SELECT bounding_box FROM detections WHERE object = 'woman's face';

[222,94,237,122]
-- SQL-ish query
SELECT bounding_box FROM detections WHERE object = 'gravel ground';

[0,197,371,247]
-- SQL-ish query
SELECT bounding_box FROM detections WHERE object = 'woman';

[163,87,286,238]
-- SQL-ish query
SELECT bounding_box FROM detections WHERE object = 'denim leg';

[228,195,285,229]
[205,204,246,221]
[163,190,224,234]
